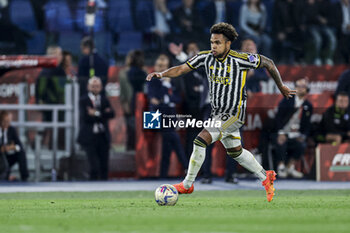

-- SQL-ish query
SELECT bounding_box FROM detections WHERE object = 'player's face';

[336,95,349,110]
[210,34,231,58]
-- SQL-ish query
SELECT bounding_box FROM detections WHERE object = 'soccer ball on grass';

[155,184,178,206]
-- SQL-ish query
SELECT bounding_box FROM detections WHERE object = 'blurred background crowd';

[0,0,350,183]
[0,0,350,65]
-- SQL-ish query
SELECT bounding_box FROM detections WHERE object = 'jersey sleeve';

[185,51,209,70]
[232,51,261,70]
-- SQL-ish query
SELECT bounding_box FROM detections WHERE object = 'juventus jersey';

[186,50,261,121]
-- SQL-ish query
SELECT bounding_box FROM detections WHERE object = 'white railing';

[0,82,80,182]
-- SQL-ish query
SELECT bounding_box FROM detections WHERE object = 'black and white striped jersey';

[186,50,261,121]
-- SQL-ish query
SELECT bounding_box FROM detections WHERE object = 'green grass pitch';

[0,190,349,233]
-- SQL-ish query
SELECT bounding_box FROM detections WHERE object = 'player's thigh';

[220,129,242,151]
[203,113,242,145]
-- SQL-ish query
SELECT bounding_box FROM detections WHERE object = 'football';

[155,184,179,206]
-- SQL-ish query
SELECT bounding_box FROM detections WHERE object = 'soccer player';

[146,22,296,202]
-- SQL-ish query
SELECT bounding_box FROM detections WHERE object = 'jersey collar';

[215,50,230,63]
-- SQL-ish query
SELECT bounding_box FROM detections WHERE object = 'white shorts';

[205,113,244,149]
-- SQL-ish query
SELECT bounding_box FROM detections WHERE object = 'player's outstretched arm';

[146,63,192,81]
[260,55,296,99]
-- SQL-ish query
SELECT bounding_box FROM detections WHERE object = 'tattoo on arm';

[260,55,283,89]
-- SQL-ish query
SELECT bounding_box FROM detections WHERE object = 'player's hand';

[279,85,296,99]
[146,72,162,81]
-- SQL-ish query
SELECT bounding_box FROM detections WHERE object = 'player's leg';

[173,128,214,194]
[226,145,267,181]
[183,129,212,188]
[222,135,276,202]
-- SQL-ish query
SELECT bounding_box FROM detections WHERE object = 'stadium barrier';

[316,143,350,181]
[0,82,79,181]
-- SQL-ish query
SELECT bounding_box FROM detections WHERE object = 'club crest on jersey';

[248,55,256,63]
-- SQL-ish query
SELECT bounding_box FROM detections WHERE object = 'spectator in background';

[168,41,198,63]
[119,51,134,151]
[29,0,47,30]
[0,111,29,181]
[36,45,65,121]
[272,0,304,64]
[317,92,350,145]
[78,36,109,97]
[173,0,205,45]
[0,0,29,54]
[152,0,173,48]
[240,38,268,95]
[333,0,350,63]
[127,50,147,117]
[169,41,204,157]
[274,78,313,178]
[303,0,337,65]
[35,45,66,149]
[62,50,75,79]
[239,0,272,57]
[147,54,188,178]
[77,77,115,180]
[335,61,350,98]
[203,0,232,30]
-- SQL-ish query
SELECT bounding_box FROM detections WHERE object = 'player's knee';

[194,129,212,147]
[198,129,212,143]
[193,136,208,148]
[227,146,243,158]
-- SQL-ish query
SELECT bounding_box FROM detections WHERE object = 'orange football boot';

[173,182,194,194]
[262,170,277,202]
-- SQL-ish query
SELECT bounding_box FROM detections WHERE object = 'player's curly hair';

[210,23,238,42]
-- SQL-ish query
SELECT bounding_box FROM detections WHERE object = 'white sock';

[183,144,206,189]
[234,149,266,181]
